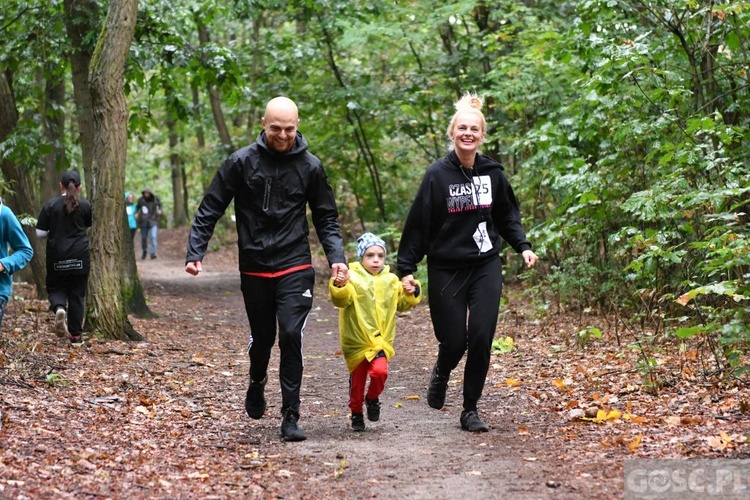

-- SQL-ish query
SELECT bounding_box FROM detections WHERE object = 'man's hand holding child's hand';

[332,263,349,287]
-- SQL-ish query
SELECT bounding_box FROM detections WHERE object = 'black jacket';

[186,131,345,272]
[36,195,92,275]
[136,188,162,228]
[397,151,531,277]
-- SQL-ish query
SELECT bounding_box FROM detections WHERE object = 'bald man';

[185,96,348,441]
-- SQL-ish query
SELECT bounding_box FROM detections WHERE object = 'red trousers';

[349,355,388,414]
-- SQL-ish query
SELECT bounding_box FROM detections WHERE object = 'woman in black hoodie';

[36,171,92,346]
[397,93,538,432]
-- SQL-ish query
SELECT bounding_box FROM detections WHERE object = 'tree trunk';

[87,0,142,341]
[195,14,235,155]
[41,77,66,202]
[0,72,47,298]
[315,13,387,221]
[121,207,152,318]
[64,0,99,199]
[190,82,211,193]
[65,0,150,321]
[167,117,188,226]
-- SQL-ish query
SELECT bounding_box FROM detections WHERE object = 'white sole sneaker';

[54,309,68,338]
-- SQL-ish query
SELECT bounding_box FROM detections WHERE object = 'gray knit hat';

[356,232,386,260]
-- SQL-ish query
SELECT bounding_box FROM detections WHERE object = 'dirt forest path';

[130,230,603,498]
[2,228,634,498]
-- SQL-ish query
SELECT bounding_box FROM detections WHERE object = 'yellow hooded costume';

[329,262,421,373]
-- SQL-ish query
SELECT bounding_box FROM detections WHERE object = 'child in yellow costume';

[330,232,421,431]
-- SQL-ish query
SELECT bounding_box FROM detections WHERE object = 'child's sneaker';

[351,412,365,431]
[54,309,68,338]
[70,335,84,347]
[365,397,381,422]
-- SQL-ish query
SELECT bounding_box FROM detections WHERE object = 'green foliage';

[504,0,750,377]
[575,326,602,348]
[3,0,750,381]
[45,372,67,387]
[491,336,516,355]
[0,0,69,179]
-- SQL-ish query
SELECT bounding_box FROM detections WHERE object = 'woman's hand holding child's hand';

[402,275,417,296]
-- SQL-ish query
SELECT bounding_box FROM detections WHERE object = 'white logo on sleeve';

[302,289,312,298]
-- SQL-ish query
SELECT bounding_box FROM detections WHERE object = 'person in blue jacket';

[125,192,137,239]
[0,198,34,331]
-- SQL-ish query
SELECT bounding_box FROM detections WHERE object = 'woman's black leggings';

[46,272,88,335]
[427,257,503,411]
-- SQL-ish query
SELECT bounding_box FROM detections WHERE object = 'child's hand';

[331,263,349,287]
[333,269,348,287]
[402,276,417,296]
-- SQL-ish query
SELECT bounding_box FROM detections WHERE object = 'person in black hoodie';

[398,93,538,432]
[36,170,92,346]
[185,96,348,442]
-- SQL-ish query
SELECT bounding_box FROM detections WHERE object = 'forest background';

[1,0,749,389]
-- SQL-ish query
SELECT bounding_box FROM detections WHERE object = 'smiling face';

[361,245,385,275]
[262,97,299,153]
[449,110,485,155]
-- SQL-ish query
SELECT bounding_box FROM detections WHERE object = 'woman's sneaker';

[280,409,306,442]
[427,364,449,409]
[54,309,68,338]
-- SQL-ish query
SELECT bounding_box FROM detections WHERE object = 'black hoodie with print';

[397,150,531,277]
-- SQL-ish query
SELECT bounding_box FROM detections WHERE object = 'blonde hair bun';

[454,92,483,112]
[446,91,487,149]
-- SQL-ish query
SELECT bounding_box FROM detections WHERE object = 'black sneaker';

[460,410,489,432]
[351,412,365,431]
[365,398,381,422]
[280,409,306,442]
[150,254,157,259]
[427,364,449,409]
[142,251,147,260]
[70,335,84,347]
[54,308,68,338]
[244,376,267,419]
